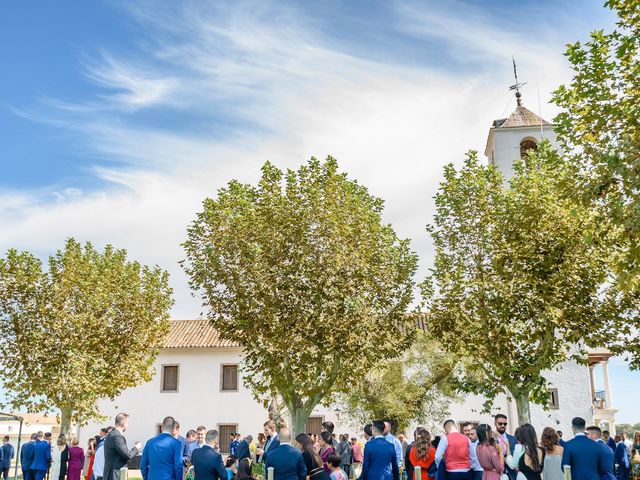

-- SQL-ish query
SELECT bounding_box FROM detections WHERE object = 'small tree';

[0,238,173,434]
[340,332,458,434]
[422,145,618,425]
[553,0,640,366]
[182,157,418,436]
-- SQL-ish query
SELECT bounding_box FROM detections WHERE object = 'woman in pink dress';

[475,424,505,480]
[67,438,84,480]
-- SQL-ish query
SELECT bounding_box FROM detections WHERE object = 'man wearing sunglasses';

[494,414,517,480]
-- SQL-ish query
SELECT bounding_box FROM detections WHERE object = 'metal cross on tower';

[509,57,527,106]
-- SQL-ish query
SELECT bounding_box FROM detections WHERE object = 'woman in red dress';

[85,437,97,480]
[408,428,435,480]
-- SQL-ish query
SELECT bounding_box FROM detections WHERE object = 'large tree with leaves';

[0,238,173,434]
[182,156,418,435]
[340,331,458,434]
[553,0,640,366]
[422,144,623,425]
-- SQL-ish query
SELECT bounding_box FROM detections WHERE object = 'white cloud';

[0,0,601,319]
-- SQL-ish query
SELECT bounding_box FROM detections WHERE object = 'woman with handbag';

[408,427,435,480]
[476,424,505,480]
[296,434,331,480]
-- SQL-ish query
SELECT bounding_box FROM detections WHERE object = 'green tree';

[182,156,418,436]
[422,145,618,425]
[0,238,173,434]
[340,331,458,434]
[553,0,640,365]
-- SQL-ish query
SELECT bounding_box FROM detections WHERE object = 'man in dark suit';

[236,435,252,462]
[2,435,15,480]
[614,435,630,480]
[190,430,227,480]
[494,414,517,480]
[264,428,306,480]
[561,417,607,480]
[603,431,617,452]
[258,421,280,464]
[141,416,183,480]
[360,420,399,480]
[31,432,51,480]
[103,413,141,480]
[21,433,37,480]
[586,425,616,480]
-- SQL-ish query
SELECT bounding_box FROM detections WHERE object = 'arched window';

[520,139,538,158]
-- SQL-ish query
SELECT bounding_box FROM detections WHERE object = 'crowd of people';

[7,413,640,480]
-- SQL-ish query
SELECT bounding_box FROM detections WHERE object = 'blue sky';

[1,1,637,423]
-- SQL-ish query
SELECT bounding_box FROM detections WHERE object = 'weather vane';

[509,57,527,107]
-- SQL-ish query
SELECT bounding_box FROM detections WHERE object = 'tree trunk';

[513,390,531,426]
[60,407,73,436]
[289,406,313,438]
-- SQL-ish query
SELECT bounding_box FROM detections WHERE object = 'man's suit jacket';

[2,443,14,469]
[359,437,399,480]
[561,434,607,480]
[190,445,227,480]
[501,434,517,480]
[607,438,617,452]
[31,441,51,472]
[596,440,616,480]
[21,441,36,472]
[614,443,630,472]
[264,444,306,480]
[103,429,139,480]
[140,433,183,480]
[236,440,250,462]
[262,435,280,464]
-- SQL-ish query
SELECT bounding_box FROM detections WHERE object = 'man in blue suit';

[31,432,51,480]
[258,421,280,464]
[614,436,630,480]
[587,426,616,480]
[20,433,37,480]
[562,417,607,480]
[264,428,306,480]
[190,430,227,480]
[235,435,252,462]
[494,414,517,480]
[2,436,15,480]
[360,420,399,480]
[141,416,183,480]
[604,431,617,452]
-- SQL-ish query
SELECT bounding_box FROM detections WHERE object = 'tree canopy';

[0,238,173,433]
[422,145,621,425]
[340,331,458,434]
[553,0,640,366]
[182,156,418,435]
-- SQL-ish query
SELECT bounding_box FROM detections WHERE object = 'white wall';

[82,349,593,446]
[489,126,558,181]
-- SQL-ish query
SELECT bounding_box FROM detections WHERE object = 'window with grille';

[218,424,238,454]
[221,364,239,391]
[548,388,560,409]
[161,365,179,392]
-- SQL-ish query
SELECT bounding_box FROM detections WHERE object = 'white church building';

[83,101,618,449]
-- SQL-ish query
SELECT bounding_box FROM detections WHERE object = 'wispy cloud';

[1,0,603,318]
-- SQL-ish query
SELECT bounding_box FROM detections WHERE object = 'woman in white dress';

[50,435,68,480]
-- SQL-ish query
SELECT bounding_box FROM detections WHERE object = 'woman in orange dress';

[408,427,436,480]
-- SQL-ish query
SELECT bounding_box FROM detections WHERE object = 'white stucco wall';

[488,126,559,181]
[82,347,593,447]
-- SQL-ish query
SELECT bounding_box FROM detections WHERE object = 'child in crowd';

[328,453,347,480]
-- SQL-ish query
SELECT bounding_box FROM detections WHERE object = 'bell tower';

[484,60,559,180]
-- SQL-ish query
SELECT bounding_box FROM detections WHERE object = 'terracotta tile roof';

[165,320,239,349]
[496,105,551,128]
[1,412,59,425]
